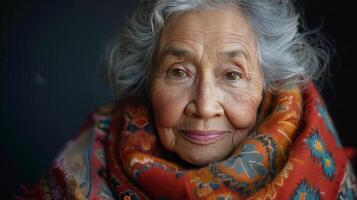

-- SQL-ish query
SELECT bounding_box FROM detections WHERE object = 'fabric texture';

[18,82,357,200]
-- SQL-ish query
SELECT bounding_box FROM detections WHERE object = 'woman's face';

[150,6,264,165]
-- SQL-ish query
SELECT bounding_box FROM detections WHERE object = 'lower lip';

[180,131,225,144]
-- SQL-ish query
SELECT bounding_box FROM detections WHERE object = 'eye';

[167,67,188,79]
[225,71,243,81]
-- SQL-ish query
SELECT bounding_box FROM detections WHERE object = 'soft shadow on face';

[149,6,264,166]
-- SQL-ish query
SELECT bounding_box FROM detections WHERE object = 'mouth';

[179,130,226,145]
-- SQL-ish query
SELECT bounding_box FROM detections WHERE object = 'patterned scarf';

[18,82,357,199]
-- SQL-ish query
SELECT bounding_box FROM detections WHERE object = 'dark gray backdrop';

[1,0,356,198]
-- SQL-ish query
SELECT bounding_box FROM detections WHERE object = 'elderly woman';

[21,0,356,199]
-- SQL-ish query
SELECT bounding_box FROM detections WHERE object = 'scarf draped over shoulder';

[18,82,357,200]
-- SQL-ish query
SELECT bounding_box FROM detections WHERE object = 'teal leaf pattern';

[317,100,342,147]
[224,144,267,179]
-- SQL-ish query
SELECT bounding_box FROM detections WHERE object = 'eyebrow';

[160,46,248,60]
[160,46,194,59]
[218,48,248,59]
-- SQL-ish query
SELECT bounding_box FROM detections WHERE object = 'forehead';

[159,6,255,50]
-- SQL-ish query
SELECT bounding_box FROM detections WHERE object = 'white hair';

[105,0,330,99]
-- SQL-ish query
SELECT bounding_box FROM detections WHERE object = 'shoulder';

[59,103,117,159]
[21,103,122,199]
[55,103,119,190]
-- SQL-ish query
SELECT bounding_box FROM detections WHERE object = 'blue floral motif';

[119,189,140,200]
[209,182,220,190]
[96,117,111,132]
[321,152,336,179]
[110,176,121,189]
[306,130,336,179]
[317,100,342,147]
[291,180,320,200]
[306,131,326,159]
[127,121,156,134]
[127,123,141,133]
[175,172,184,178]
[224,144,267,179]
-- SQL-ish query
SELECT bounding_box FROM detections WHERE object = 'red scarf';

[18,82,357,199]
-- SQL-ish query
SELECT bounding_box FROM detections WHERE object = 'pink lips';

[180,130,225,144]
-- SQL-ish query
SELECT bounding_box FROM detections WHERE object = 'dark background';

[1,0,356,198]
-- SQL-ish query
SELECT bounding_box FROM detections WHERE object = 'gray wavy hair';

[105,0,330,99]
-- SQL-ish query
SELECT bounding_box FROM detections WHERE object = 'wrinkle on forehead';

[160,30,254,52]
[158,7,256,58]
[161,6,253,38]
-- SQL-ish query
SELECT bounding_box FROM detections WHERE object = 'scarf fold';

[19,82,357,200]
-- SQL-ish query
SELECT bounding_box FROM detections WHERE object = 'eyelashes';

[224,70,243,81]
[167,67,189,80]
[165,63,245,83]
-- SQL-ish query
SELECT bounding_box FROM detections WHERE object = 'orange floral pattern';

[19,82,357,200]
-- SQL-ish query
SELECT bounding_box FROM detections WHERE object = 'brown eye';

[168,68,187,79]
[225,71,242,80]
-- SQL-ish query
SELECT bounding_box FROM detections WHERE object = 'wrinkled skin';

[150,6,264,165]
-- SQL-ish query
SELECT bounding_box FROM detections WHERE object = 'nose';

[185,77,224,119]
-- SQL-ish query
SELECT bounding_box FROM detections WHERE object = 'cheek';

[156,128,176,151]
[150,80,189,128]
[150,80,191,151]
[224,86,263,129]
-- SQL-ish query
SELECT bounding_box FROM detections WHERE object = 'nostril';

[185,101,198,117]
[185,99,224,119]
